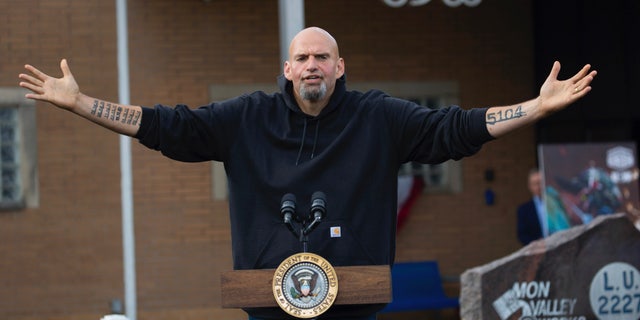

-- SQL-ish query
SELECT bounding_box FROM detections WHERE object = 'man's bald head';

[288,27,340,61]
[283,27,345,115]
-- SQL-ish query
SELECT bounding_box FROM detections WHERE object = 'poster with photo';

[538,142,640,235]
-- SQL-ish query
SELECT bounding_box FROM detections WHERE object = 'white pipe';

[278,0,305,64]
[115,0,137,319]
[110,2,305,319]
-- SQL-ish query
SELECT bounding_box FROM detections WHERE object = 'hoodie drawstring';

[310,118,320,159]
[295,118,321,166]
[295,118,308,166]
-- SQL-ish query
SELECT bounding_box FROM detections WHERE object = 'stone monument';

[460,213,640,320]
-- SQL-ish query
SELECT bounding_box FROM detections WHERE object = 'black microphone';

[281,193,299,238]
[303,191,326,235]
[310,191,326,221]
[281,193,297,224]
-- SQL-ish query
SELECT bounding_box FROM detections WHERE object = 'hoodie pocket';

[307,220,377,266]
[251,223,302,269]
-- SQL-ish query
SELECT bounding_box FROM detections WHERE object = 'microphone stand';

[281,192,326,253]
[300,227,309,253]
[300,214,323,252]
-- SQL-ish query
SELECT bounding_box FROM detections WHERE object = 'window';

[0,108,21,205]
[349,82,463,193]
[398,95,463,193]
[0,88,38,209]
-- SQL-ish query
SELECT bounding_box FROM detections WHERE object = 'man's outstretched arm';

[485,61,597,138]
[19,59,142,137]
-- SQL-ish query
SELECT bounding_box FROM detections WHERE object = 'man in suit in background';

[517,168,548,245]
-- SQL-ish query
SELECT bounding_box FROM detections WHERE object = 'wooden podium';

[221,265,392,309]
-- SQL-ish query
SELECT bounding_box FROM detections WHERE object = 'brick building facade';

[0,1,538,319]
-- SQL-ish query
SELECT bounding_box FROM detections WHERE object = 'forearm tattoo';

[486,105,526,125]
[91,99,141,126]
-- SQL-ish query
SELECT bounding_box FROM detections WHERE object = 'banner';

[538,142,640,235]
[397,175,424,231]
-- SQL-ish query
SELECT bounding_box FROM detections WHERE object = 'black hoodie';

[136,75,493,319]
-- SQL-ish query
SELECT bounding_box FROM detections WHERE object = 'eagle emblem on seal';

[290,268,319,299]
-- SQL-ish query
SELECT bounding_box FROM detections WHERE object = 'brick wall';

[0,0,536,319]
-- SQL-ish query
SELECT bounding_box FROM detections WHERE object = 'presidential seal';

[272,252,338,318]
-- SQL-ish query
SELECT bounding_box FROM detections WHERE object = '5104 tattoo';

[486,105,526,125]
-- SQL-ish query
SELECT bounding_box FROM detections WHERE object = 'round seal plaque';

[272,252,339,318]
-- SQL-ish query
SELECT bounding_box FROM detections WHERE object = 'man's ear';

[336,58,345,78]
[284,61,292,80]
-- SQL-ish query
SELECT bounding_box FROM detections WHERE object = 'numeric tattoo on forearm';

[123,108,141,126]
[486,105,526,125]
[105,103,112,120]
[91,99,141,126]
[96,101,105,117]
[91,100,99,115]
[116,106,123,121]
